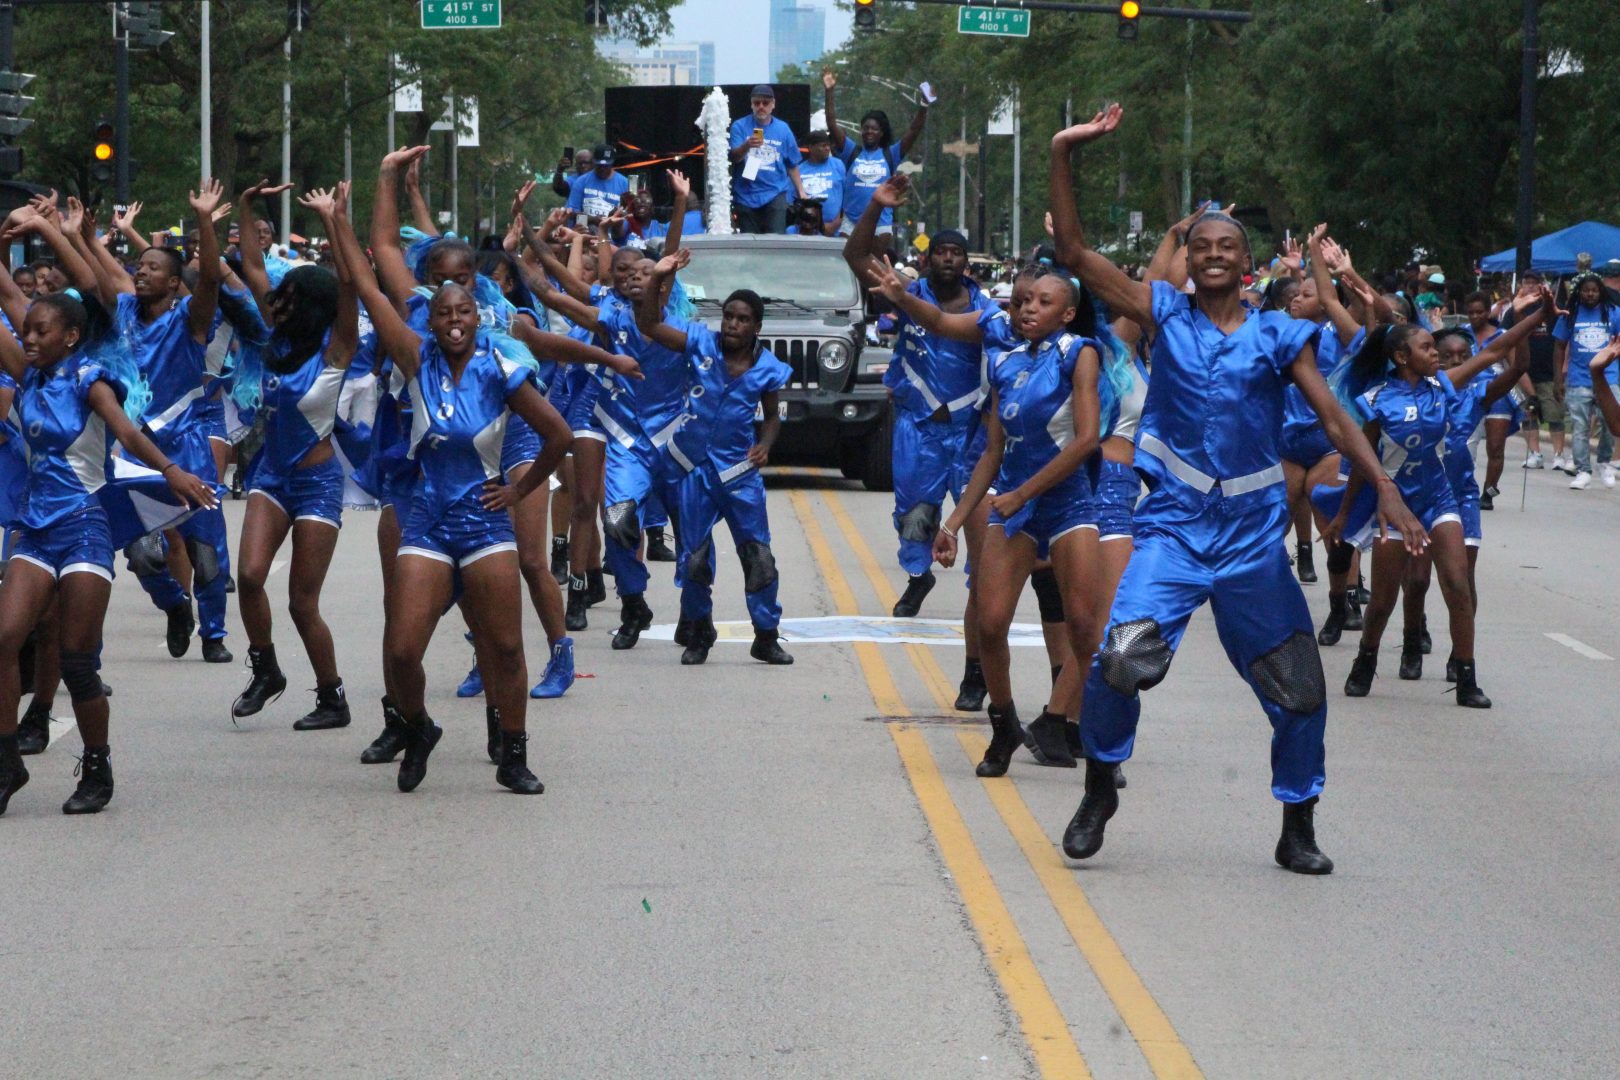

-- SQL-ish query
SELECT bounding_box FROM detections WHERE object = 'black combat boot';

[1344,647,1377,697]
[680,618,717,665]
[892,570,935,618]
[611,594,654,650]
[1454,660,1491,709]
[1062,759,1121,859]
[954,657,987,712]
[17,700,52,756]
[1296,542,1317,584]
[1418,613,1432,655]
[645,526,676,562]
[0,733,28,815]
[1024,709,1077,768]
[585,568,607,607]
[360,697,410,764]
[495,730,545,794]
[565,577,589,632]
[293,681,351,731]
[166,598,196,658]
[232,646,287,718]
[1275,796,1334,874]
[201,637,233,664]
[397,714,443,793]
[62,745,114,815]
[750,628,793,665]
[975,703,1024,778]
[485,706,501,764]
[1398,629,1423,681]
[549,536,569,584]
[1318,594,1348,647]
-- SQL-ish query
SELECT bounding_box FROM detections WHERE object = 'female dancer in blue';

[225,183,359,730]
[0,291,215,816]
[331,186,572,795]
[875,260,1112,778]
[1334,293,1549,703]
[1052,106,1422,874]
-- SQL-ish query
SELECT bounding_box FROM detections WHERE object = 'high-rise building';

[769,0,825,81]
[599,39,717,87]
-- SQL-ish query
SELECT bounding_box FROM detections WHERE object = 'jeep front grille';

[760,338,819,390]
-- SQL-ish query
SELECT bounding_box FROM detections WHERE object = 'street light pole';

[1514,0,1538,274]
[114,3,130,203]
[199,1,210,183]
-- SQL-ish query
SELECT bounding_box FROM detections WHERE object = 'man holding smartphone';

[728,84,805,234]
[566,143,630,227]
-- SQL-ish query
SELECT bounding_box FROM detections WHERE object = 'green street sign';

[957,6,1031,37]
[421,1,502,29]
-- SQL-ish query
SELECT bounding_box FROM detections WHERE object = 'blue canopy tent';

[1480,221,1620,275]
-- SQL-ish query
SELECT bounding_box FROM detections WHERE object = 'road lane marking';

[821,489,1205,1080]
[789,489,1091,1080]
[1544,633,1613,660]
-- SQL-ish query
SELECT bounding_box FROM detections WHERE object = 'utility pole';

[1181,19,1193,216]
[200,1,210,183]
[115,4,130,202]
[1010,88,1020,256]
[1514,0,1538,274]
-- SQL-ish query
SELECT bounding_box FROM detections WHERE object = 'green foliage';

[11,0,676,240]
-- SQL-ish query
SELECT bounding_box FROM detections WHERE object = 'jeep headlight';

[819,340,851,372]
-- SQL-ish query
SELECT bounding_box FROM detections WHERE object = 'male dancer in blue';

[1050,107,1424,874]
[100,180,234,663]
[842,176,996,621]
[637,248,795,666]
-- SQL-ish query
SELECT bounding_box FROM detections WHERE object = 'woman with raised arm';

[332,184,572,796]
[1049,105,1422,875]
[0,282,214,817]
[225,184,360,732]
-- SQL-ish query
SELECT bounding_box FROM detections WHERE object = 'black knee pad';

[897,502,941,543]
[737,541,778,594]
[602,500,642,551]
[1249,630,1326,715]
[1030,567,1065,623]
[60,650,104,704]
[1326,541,1354,575]
[124,534,167,578]
[1098,619,1173,697]
[185,536,221,589]
[684,537,715,588]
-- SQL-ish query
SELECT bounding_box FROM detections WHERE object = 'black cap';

[806,129,831,144]
[1603,258,1620,276]
[593,143,615,164]
[750,84,775,100]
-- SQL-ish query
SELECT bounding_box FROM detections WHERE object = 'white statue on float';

[697,87,733,235]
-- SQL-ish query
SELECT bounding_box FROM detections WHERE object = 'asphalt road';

[4,448,1618,1079]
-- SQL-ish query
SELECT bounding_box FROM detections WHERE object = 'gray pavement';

[4,447,1619,1078]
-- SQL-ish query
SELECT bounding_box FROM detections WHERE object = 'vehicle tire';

[861,406,895,492]
[837,441,864,480]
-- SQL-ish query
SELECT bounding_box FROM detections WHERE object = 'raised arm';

[842,175,909,282]
[65,197,135,305]
[333,177,423,382]
[237,178,294,314]
[403,156,438,238]
[1447,287,1552,390]
[1317,234,1392,332]
[1590,339,1620,435]
[112,200,147,254]
[896,94,929,157]
[636,249,692,353]
[1306,225,1361,347]
[371,145,432,310]
[5,204,99,300]
[1050,105,1153,329]
[864,255,983,342]
[821,69,843,147]
[0,258,29,334]
[186,179,226,344]
[660,170,691,286]
[298,184,359,368]
[0,272,25,381]
[514,183,596,305]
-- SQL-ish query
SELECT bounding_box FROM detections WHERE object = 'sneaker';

[1604,465,1617,489]
[1522,451,1544,470]
[530,637,576,698]
[1557,454,1576,475]
[456,665,484,698]
[1571,471,1592,490]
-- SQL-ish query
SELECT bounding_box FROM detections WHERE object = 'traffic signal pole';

[115,3,130,202]
[883,0,1251,22]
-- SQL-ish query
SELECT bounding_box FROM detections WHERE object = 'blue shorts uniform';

[1279,423,1334,469]
[1083,458,1140,541]
[990,475,1091,559]
[1359,374,1461,543]
[398,490,516,567]
[10,504,115,582]
[250,455,345,529]
[502,413,542,474]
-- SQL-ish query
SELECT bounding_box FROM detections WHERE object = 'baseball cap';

[592,143,615,164]
[1603,259,1620,276]
[1427,272,1446,285]
[750,84,775,100]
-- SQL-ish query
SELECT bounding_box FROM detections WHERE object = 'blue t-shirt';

[837,135,904,227]
[1553,304,1620,389]
[798,157,846,224]
[566,170,630,219]
[728,116,803,209]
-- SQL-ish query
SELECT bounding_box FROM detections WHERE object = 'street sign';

[957,6,1031,37]
[420,1,502,29]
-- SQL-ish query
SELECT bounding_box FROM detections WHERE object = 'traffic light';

[0,68,33,178]
[1118,1,1141,40]
[92,119,116,184]
[584,0,606,28]
[287,0,313,33]
[855,0,877,33]
[119,2,175,50]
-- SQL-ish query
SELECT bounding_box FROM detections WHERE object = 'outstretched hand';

[822,68,837,91]
[1319,236,1353,276]
[168,468,218,511]
[653,247,692,278]
[861,256,908,304]
[668,169,691,199]
[113,200,143,230]
[242,178,293,203]
[189,177,225,218]
[871,175,910,210]
[1052,103,1123,150]
[382,145,431,172]
[298,187,338,217]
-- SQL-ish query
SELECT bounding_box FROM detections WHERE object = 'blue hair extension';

[404,231,467,283]
[666,275,695,323]
[88,322,150,421]
[414,276,541,378]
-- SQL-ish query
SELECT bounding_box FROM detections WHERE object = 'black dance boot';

[680,619,714,665]
[495,730,545,794]
[954,657,987,712]
[585,568,608,607]
[750,628,794,665]
[166,597,196,658]
[976,703,1024,778]
[293,681,351,731]
[674,617,694,648]
[1352,575,1371,606]
[1344,647,1378,697]
[1444,656,1459,684]
[611,594,654,650]
[892,570,936,618]
[1418,613,1432,655]
[1062,759,1121,859]
[645,526,676,563]
[1024,709,1078,768]
[1318,594,1348,647]
[485,706,502,764]
[1398,629,1423,681]
[397,714,443,793]
[62,745,114,815]
[565,577,589,632]
[0,733,28,815]
[232,646,287,718]
[549,536,569,584]
[360,697,410,764]
[1275,796,1334,874]
[1454,660,1492,709]
[201,637,233,664]
[1344,594,1365,631]
[17,700,52,756]
[1296,542,1317,584]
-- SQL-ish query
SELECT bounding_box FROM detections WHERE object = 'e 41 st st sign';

[957,6,1032,37]
[421,1,502,29]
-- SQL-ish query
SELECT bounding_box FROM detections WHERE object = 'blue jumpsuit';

[593,299,690,601]
[984,326,1106,557]
[396,334,538,567]
[1079,282,1325,803]
[115,293,231,643]
[246,344,349,529]
[665,325,792,630]
[1357,375,1460,538]
[8,357,126,582]
[886,276,997,575]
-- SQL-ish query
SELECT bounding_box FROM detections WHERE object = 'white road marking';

[1545,633,1614,661]
[270,558,288,576]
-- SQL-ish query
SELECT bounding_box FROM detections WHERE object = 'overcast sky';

[665,0,852,85]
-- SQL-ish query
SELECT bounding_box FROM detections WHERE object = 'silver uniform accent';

[1136,432,1283,497]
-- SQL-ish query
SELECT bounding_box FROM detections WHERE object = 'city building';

[599,39,716,87]
[769,0,825,80]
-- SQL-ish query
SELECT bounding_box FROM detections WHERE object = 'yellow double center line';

[790,486,1203,1080]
